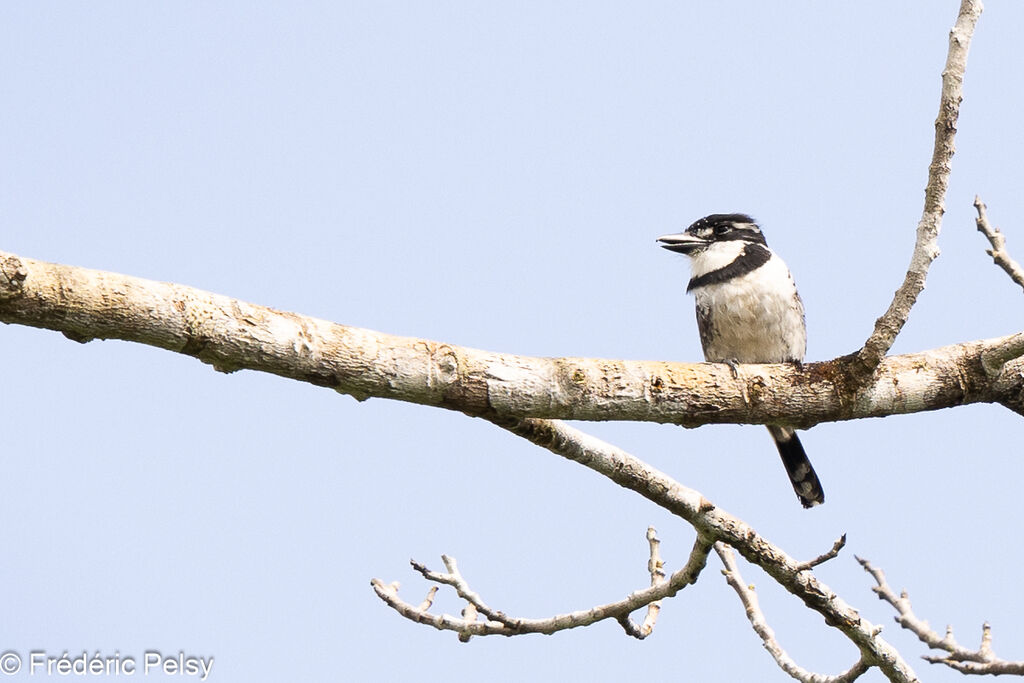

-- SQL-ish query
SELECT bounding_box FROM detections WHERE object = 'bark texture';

[1,250,1022,428]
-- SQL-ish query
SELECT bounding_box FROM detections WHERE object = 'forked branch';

[855,0,983,376]
[488,417,921,683]
[371,530,712,640]
[717,543,871,683]
[858,556,1024,675]
[971,198,1024,416]
[0,1,1006,681]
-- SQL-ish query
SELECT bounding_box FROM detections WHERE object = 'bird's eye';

[713,224,731,235]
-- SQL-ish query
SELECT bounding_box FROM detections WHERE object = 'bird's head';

[657,213,768,254]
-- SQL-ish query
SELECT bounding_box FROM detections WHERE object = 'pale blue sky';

[2,2,1023,681]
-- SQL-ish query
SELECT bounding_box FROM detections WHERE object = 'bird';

[657,213,824,508]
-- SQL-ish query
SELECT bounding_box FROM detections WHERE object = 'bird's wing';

[695,303,715,359]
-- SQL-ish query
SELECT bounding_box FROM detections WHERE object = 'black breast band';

[687,243,772,292]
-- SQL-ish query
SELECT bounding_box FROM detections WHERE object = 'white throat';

[687,241,747,277]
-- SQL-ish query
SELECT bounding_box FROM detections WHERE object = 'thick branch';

[0,249,1020,430]
[855,0,982,376]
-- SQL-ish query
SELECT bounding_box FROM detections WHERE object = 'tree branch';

[0,1,1005,680]
[492,418,920,682]
[855,0,983,376]
[795,534,847,572]
[974,196,1024,291]
[370,532,712,639]
[372,415,920,679]
[617,526,672,639]
[0,249,1020,431]
[717,543,871,683]
[857,556,1024,675]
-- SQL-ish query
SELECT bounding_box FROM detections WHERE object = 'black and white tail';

[767,426,824,508]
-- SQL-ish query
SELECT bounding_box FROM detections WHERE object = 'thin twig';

[493,417,919,683]
[417,585,438,612]
[974,196,1024,291]
[372,534,713,639]
[617,527,669,639]
[857,556,1024,675]
[717,543,870,683]
[795,534,848,572]
[855,0,983,377]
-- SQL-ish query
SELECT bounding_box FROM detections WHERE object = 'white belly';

[692,255,806,363]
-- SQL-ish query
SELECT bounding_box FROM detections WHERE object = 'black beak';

[657,232,707,254]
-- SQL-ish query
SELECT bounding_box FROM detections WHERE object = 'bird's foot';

[724,358,741,378]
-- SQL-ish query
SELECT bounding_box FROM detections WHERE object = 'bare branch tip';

[796,533,848,571]
[417,586,438,612]
[972,199,1024,289]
